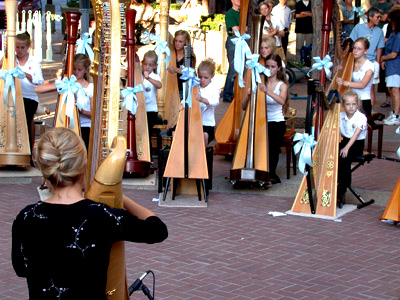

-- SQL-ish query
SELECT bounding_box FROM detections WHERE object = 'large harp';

[0,0,30,166]
[230,14,269,184]
[291,0,354,217]
[162,44,209,201]
[214,0,250,156]
[53,12,81,134]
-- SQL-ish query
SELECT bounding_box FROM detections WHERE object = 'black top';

[295,1,313,34]
[12,199,168,300]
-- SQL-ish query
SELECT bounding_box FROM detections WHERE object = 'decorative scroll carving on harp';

[214,0,250,156]
[0,0,30,166]
[162,44,208,202]
[53,12,81,135]
[86,136,129,300]
[230,14,269,184]
[124,7,151,177]
[86,0,125,187]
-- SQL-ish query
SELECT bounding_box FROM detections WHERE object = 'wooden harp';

[53,12,81,135]
[230,14,269,184]
[124,7,151,177]
[214,0,250,156]
[0,0,30,166]
[162,44,209,201]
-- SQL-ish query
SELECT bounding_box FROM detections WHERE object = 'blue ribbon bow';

[55,75,83,130]
[352,7,367,23]
[180,67,200,108]
[245,54,271,94]
[0,67,26,117]
[121,84,144,115]
[75,32,94,62]
[150,33,172,75]
[307,55,333,79]
[293,132,318,175]
[396,126,400,158]
[231,30,252,88]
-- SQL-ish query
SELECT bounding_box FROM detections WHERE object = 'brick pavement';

[2,180,400,299]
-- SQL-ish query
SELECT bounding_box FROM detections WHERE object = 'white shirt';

[263,18,284,47]
[142,72,161,112]
[339,110,367,140]
[16,53,44,102]
[199,80,220,126]
[266,81,285,122]
[79,83,94,128]
[271,3,292,29]
[351,59,374,100]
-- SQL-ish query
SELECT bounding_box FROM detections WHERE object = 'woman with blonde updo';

[12,127,168,299]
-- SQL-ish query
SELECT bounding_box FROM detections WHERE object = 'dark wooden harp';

[214,0,250,156]
[162,44,209,201]
[291,0,354,217]
[230,14,269,184]
[0,0,30,166]
[53,12,81,135]
[124,8,151,177]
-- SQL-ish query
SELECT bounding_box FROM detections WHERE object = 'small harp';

[214,0,250,156]
[162,44,208,201]
[53,12,81,135]
[230,14,269,184]
[0,0,30,166]
[124,7,151,177]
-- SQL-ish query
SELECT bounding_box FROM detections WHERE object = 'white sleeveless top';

[266,81,285,122]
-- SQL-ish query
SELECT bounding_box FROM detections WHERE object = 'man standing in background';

[271,0,292,55]
[295,0,313,61]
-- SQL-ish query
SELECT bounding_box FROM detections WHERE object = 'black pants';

[23,98,38,153]
[282,31,290,56]
[361,100,372,117]
[268,121,286,177]
[81,127,90,151]
[338,137,365,191]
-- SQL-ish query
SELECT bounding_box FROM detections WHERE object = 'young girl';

[195,59,220,146]
[141,50,162,138]
[15,32,44,153]
[35,54,93,149]
[261,54,288,184]
[260,37,286,67]
[336,37,374,118]
[337,91,367,206]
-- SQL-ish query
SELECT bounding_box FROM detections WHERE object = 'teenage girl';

[337,91,367,205]
[260,37,286,67]
[15,32,44,153]
[195,59,220,146]
[336,37,374,118]
[35,54,93,149]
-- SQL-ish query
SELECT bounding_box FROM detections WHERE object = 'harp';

[0,0,30,166]
[162,44,209,201]
[124,8,151,177]
[380,176,400,223]
[53,12,81,135]
[230,14,269,184]
[214,0,250,156]
[291,0,354,217]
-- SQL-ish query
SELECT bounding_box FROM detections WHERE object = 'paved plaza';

[1,31,400,299]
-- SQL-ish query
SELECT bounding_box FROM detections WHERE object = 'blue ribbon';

[55,75,82,130]
[293,132,318,175]
[121,84,144,115]
[75,32,94,62]
[180,67,200,108]
[396,126,400,158]
[231,30,252,88]
[245,54,271,94]
[0,67,26,117]
[307,55,333,79]
[150,33,172,75]
[352,7,367,23]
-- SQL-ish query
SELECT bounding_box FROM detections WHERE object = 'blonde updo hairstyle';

[197,58,216,77]
[33,128,87,189]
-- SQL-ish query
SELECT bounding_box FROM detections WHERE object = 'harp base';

[230,168,269,183]
[124,160,151,178]
[214,142,237,156]
[0,153,30,167]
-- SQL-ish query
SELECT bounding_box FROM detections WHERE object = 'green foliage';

[200,14,225,31]
[150,3,182,10]
[66,0,79,8]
